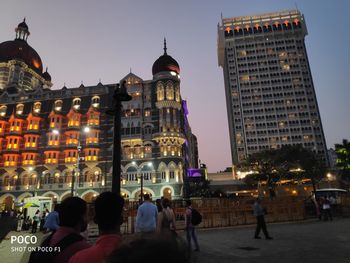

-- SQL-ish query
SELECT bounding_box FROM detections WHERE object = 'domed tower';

[152,39,185,185]
[0,19,52,91]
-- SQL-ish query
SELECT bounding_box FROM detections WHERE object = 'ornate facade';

[0,22,197,209]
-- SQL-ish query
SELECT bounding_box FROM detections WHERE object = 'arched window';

[33,102,41,113]
[16,104,24,115]
[54,100,63,111]
[91,96,100,108]
[156,82,164,101]
[72,98,81,110]
[0,105,7,117]
[175,85,180,102]
[166,82,174,100]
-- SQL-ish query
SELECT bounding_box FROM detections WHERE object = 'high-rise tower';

[218,10,328,165]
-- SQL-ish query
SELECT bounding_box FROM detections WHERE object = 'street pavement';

[189,218,350,263]
[0,218,349,263]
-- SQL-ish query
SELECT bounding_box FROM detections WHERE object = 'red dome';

[0,39,43,74]
[152,54,180,75]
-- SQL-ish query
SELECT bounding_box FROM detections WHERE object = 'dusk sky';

[1,0,349,172]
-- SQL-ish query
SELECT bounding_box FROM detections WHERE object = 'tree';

[335,139,350,181]
[242,145,325,192]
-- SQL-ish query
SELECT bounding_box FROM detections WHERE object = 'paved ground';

[0,218,349,263]
[189,218,350,263]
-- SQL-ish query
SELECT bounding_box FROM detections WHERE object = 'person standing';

[69,192,125,263]
[44,204,60,232]
[157,198,176,237]
[29,197,90,263]
[253,197,272,240]
[31,210,40,233]
[185,200,200,252]
[135,194,158,235]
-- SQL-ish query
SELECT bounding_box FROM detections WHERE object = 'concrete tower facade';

[218,10,328,165]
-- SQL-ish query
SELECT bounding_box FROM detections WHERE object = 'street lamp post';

[71,142,82,196]
[107,81,132,194]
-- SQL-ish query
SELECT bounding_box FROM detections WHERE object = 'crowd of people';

[27,193,200,263]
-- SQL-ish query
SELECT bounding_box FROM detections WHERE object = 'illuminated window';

[87,113,100,126]
[4,154,19,167]
[84,148,99,161]
[0,121,5,133]
[54,100,63,111]
[144,109,151,117]
[240,75,250,82]
[175,85,180,102]
[7,136,20,149]
[22,153,36,165]
[166,82,174,100]
[48,133,60,146]
[72,98,81,110]
[27,119,40,130]
[86,130,99,144]
[45,151,59,164]
[24,135,38,148]
[65,131,80,145]
[91,96,100,108]
[68,114,80,127]
[9,119,22,132]
[0,105,7,117]
[16,104,24,115]
[50,115,62,128]
[33,102,41,113]
[64,150,78,163]
[156,82,164,101]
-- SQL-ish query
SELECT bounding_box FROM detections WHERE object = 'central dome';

[0,20,43,74]
[152,39,180,76]
[0,40,43,74]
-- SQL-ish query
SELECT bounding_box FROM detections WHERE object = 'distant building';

[0,21,197,210]
[328,148,337,168]
[218,10,328,165]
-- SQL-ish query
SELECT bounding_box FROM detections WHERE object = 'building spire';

[15,18,30,41]
[163,38,167,55]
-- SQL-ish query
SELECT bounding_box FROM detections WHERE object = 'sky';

[0,0,349,172]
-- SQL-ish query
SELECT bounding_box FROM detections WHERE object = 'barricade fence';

[87,195,350,236]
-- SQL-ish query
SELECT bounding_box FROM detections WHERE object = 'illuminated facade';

[218,10,328,165]
[0,22,197,209]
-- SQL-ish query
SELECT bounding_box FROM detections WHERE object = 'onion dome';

[0,19,43,74]
[152,38,180,75]
[42,67,51,81]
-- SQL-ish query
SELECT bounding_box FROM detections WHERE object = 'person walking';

[157,198,176,238]
[135,194,158,236]
[185,200,200,252]
[253,197,273,240]
[69,192,125,263]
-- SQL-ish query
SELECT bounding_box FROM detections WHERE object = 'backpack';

[28,232,83,263]
[190,208,202,226]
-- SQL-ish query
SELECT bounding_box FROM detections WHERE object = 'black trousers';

[255,215,269,238]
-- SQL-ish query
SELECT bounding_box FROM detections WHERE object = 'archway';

[163,187,173,200]
[0,195,15,210]
[135,189,153,200]
[60,191,72,202]
[81,191,99,203]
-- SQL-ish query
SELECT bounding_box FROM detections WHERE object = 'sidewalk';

[190,217,350,263]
